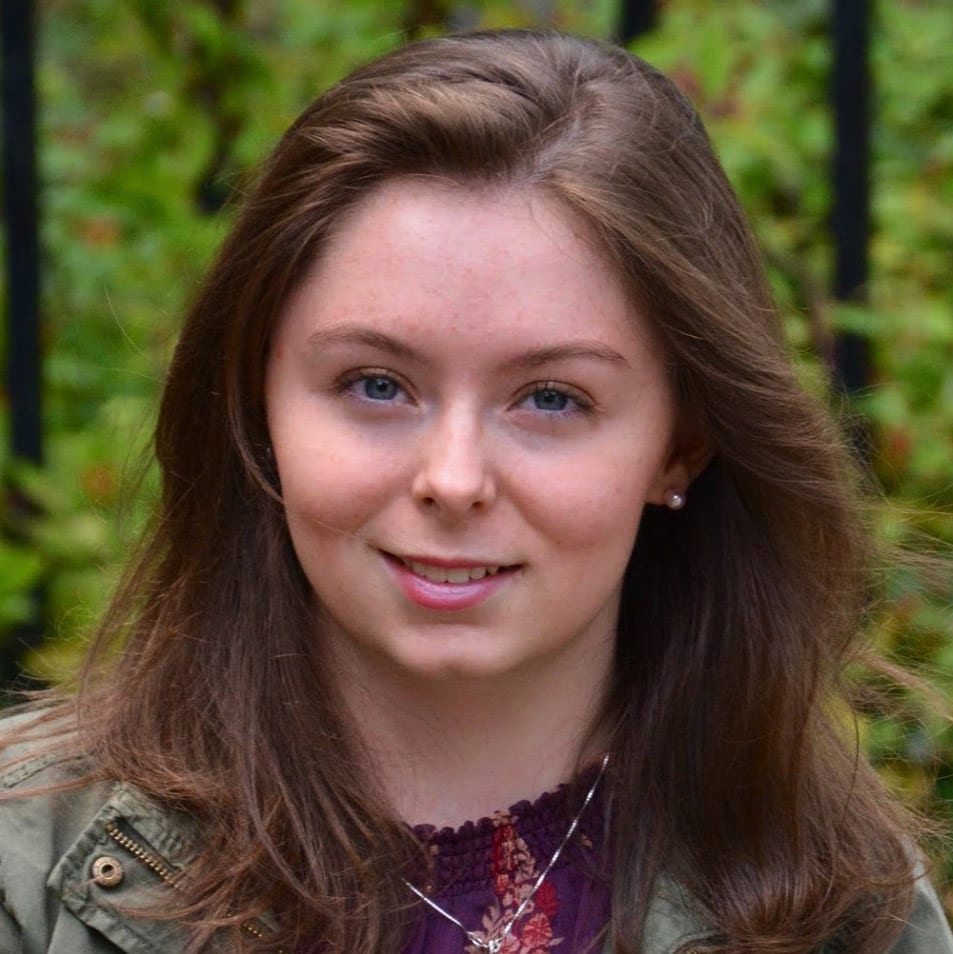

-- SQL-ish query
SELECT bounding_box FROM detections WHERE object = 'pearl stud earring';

[664,489,686,510]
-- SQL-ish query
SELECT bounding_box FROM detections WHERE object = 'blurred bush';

[1,0,950,908]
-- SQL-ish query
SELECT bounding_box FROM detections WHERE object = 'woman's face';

[266,179,694,684]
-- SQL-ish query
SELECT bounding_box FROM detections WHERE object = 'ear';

[646,414,711,507]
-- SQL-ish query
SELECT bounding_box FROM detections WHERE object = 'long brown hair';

[11,29,919,953]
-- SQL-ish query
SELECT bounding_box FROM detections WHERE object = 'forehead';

[320,178,608,283]
[276,177,661,363]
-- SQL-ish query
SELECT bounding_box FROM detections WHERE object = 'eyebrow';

[503,342,630,370]
[307,326,420,359]
[306,324,630,369]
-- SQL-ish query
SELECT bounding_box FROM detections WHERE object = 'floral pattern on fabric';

[401,770,609,954]
[463,811,563,953]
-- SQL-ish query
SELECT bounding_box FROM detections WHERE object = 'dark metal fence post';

[617,0,657,45]
[2,0,41,465]
[1,0,43,694]
[831,0,872,399]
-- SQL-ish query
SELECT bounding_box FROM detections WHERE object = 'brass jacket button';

[91,855,124,888]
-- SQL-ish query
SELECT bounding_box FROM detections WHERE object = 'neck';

[329,636,613,830]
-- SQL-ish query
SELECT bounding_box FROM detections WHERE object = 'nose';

[411,406,496,516]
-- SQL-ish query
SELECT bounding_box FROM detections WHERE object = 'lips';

[382,552,518,611]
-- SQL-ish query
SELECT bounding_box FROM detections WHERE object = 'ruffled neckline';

[409,765,607,898]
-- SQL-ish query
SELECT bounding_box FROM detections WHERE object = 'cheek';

[275,441,401,534]
[512,446,660,554]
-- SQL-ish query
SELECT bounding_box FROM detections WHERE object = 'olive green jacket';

[2,731,952,954]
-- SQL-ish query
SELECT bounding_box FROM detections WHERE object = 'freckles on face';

[264,178,685,681]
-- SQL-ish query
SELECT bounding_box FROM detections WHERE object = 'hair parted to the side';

[7,29,919,954]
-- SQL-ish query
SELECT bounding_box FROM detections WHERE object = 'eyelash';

[334,370,594,419]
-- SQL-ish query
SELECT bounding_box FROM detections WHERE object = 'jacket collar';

[48,782,202,953]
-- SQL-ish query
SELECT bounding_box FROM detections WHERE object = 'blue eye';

[531,388,570,412]
[518,384,591,417]
[336,371,410,404]
[361,376,400,401]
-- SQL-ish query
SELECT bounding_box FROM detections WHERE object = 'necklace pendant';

[469,932,504,953]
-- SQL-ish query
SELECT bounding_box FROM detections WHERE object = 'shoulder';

[634,870,953,954]
[0,708,202,953]
[0,706,86,782]
[0,707,101,854]
[0,707,114,859]
[887,867,953,954]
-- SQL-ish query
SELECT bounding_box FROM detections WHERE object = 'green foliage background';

[2,0,951,913]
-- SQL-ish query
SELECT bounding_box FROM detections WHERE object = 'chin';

[384,641,528,684]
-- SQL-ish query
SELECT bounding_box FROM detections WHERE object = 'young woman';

[1,29,950,954]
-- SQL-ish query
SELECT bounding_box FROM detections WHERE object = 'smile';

[399,559,502,584]
[382,552,518,611]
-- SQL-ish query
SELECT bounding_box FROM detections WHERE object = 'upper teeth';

[403,560,501,584]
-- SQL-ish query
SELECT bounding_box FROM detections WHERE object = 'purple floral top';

[402,773,611,954]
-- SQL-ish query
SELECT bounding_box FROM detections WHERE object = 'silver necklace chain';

[404,753,610,954]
